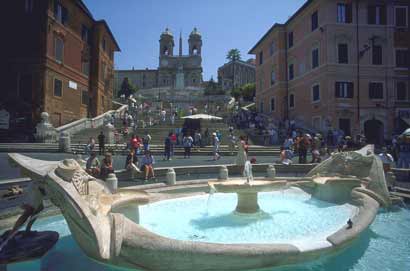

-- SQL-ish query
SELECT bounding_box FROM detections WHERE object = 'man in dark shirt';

[98,131,105,155]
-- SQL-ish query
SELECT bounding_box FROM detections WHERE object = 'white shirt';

[378,153,394,165]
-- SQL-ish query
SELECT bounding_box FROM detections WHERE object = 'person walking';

[212,132,221,160]
[183,133,194,158]
[143,132,152,152]
[98,131,105,155]
[228,133,237,155]
[236,136,248,174]
[164,133,172,161]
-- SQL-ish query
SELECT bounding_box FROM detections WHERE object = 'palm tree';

[226,49,241,62]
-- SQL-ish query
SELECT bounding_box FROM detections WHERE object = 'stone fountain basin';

[209,179,288,193]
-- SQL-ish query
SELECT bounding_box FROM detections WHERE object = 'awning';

[181,114,222,120]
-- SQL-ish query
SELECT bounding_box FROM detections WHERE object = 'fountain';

[6,145,394,271]
[208,161,288,213]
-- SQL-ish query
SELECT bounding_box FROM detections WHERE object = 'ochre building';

[1,0,120,130]
[249,0,409,144]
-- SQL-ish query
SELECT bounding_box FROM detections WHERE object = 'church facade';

[115,28,203,96]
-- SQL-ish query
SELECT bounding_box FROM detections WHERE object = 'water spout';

[243,161,253,184]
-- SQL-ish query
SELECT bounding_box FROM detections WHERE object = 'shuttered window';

[338,44,348,64]
[368,5,386,25]
[369,82,383,99]
[335,82,353,98]
[372,45,382,65]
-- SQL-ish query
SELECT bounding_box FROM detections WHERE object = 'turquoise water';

[137,189,356,245]
[8,204,410,270]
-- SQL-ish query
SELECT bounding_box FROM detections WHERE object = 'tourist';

[378,147,394,172]
[228,133,236,155]
[100,153,114,180]
[143,132,152,151]
[140,151,155,181]
[130,134,140,153]
[164,132,172,161]
[204,128,210,146]
[194,130,202,148]
[298,134,310,164]
[283,134,293,150]
[311,135,322,163]
[397,131,410,168]
[212,132,221,160]
[236,136,248,173]
[170,132,177,158]
[2,181,45,241]
[98,131,105,155]
[183,133,194,158]
[125,149,140,178]
[216,130,222,142]
[170,113,175,125]
[86,152,100,177]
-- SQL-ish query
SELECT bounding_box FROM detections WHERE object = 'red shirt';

[131,138,140,149]
[170,134,177,143]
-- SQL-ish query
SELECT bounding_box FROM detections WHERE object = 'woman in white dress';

[236,136,248,174]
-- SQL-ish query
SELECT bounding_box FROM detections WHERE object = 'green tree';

[226,49,241,62]
[231,87,242,100]
[118,77,138,97]
[241,83,256,101]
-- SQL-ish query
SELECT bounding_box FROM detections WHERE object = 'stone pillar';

[166,168,176,185]
[267,164,276,180]
[104,123,115,145]
[218,166,228,180]
[59,131,71,153]
[236,192,260,213]
[106,173,118,192]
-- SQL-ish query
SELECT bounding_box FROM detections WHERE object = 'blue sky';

[83,0,306,80]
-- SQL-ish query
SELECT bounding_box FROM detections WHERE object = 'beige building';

[217,59,256,91]
[114,28,203,96]
[249,0,409,144]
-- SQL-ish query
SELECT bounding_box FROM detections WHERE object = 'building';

[0,0,120,130]
[115,28,203,96]
[249,0,410,144]
[217,59,256,91]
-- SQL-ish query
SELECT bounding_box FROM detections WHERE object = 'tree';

[204,77,224,96]
[241,83,256,101]
[231,87,242,100]
[226,49,241,62]
[118,77,138,98]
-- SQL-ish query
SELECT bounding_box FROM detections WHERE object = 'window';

[288,32,293,48]
[270,98,275,112]
[288,64,294,80]
[270,42,275,56]
[54,36,64,63]
[81,25,90,44]
[335,82,353,98]
[25,0,34,13]
[311,11,318,31]
[271,70,276,85]
[289,94,295,108]
[337,3,352,23]
[101,62,106,81]
[259,51,263,65]
[54,78,62,97]
[396,49,409,68]
[338,43,348,64]
[102,38,106,52]
[312,84,320,102]
[396,81,408,101]
[81,90,88,105]
[395,6,408,27]
[369,82,383,99]
[54,0,68,25]
[259,101,264,113]
[82,61,90,76]
[368,5,386,25]
[372,45,382,65]
[312,48,319,69]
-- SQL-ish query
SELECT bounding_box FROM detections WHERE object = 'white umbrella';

[181,114,222,120]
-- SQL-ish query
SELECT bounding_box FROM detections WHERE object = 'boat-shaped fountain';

[7,145,391,270]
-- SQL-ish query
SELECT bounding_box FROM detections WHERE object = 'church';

[115,27,203,95]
